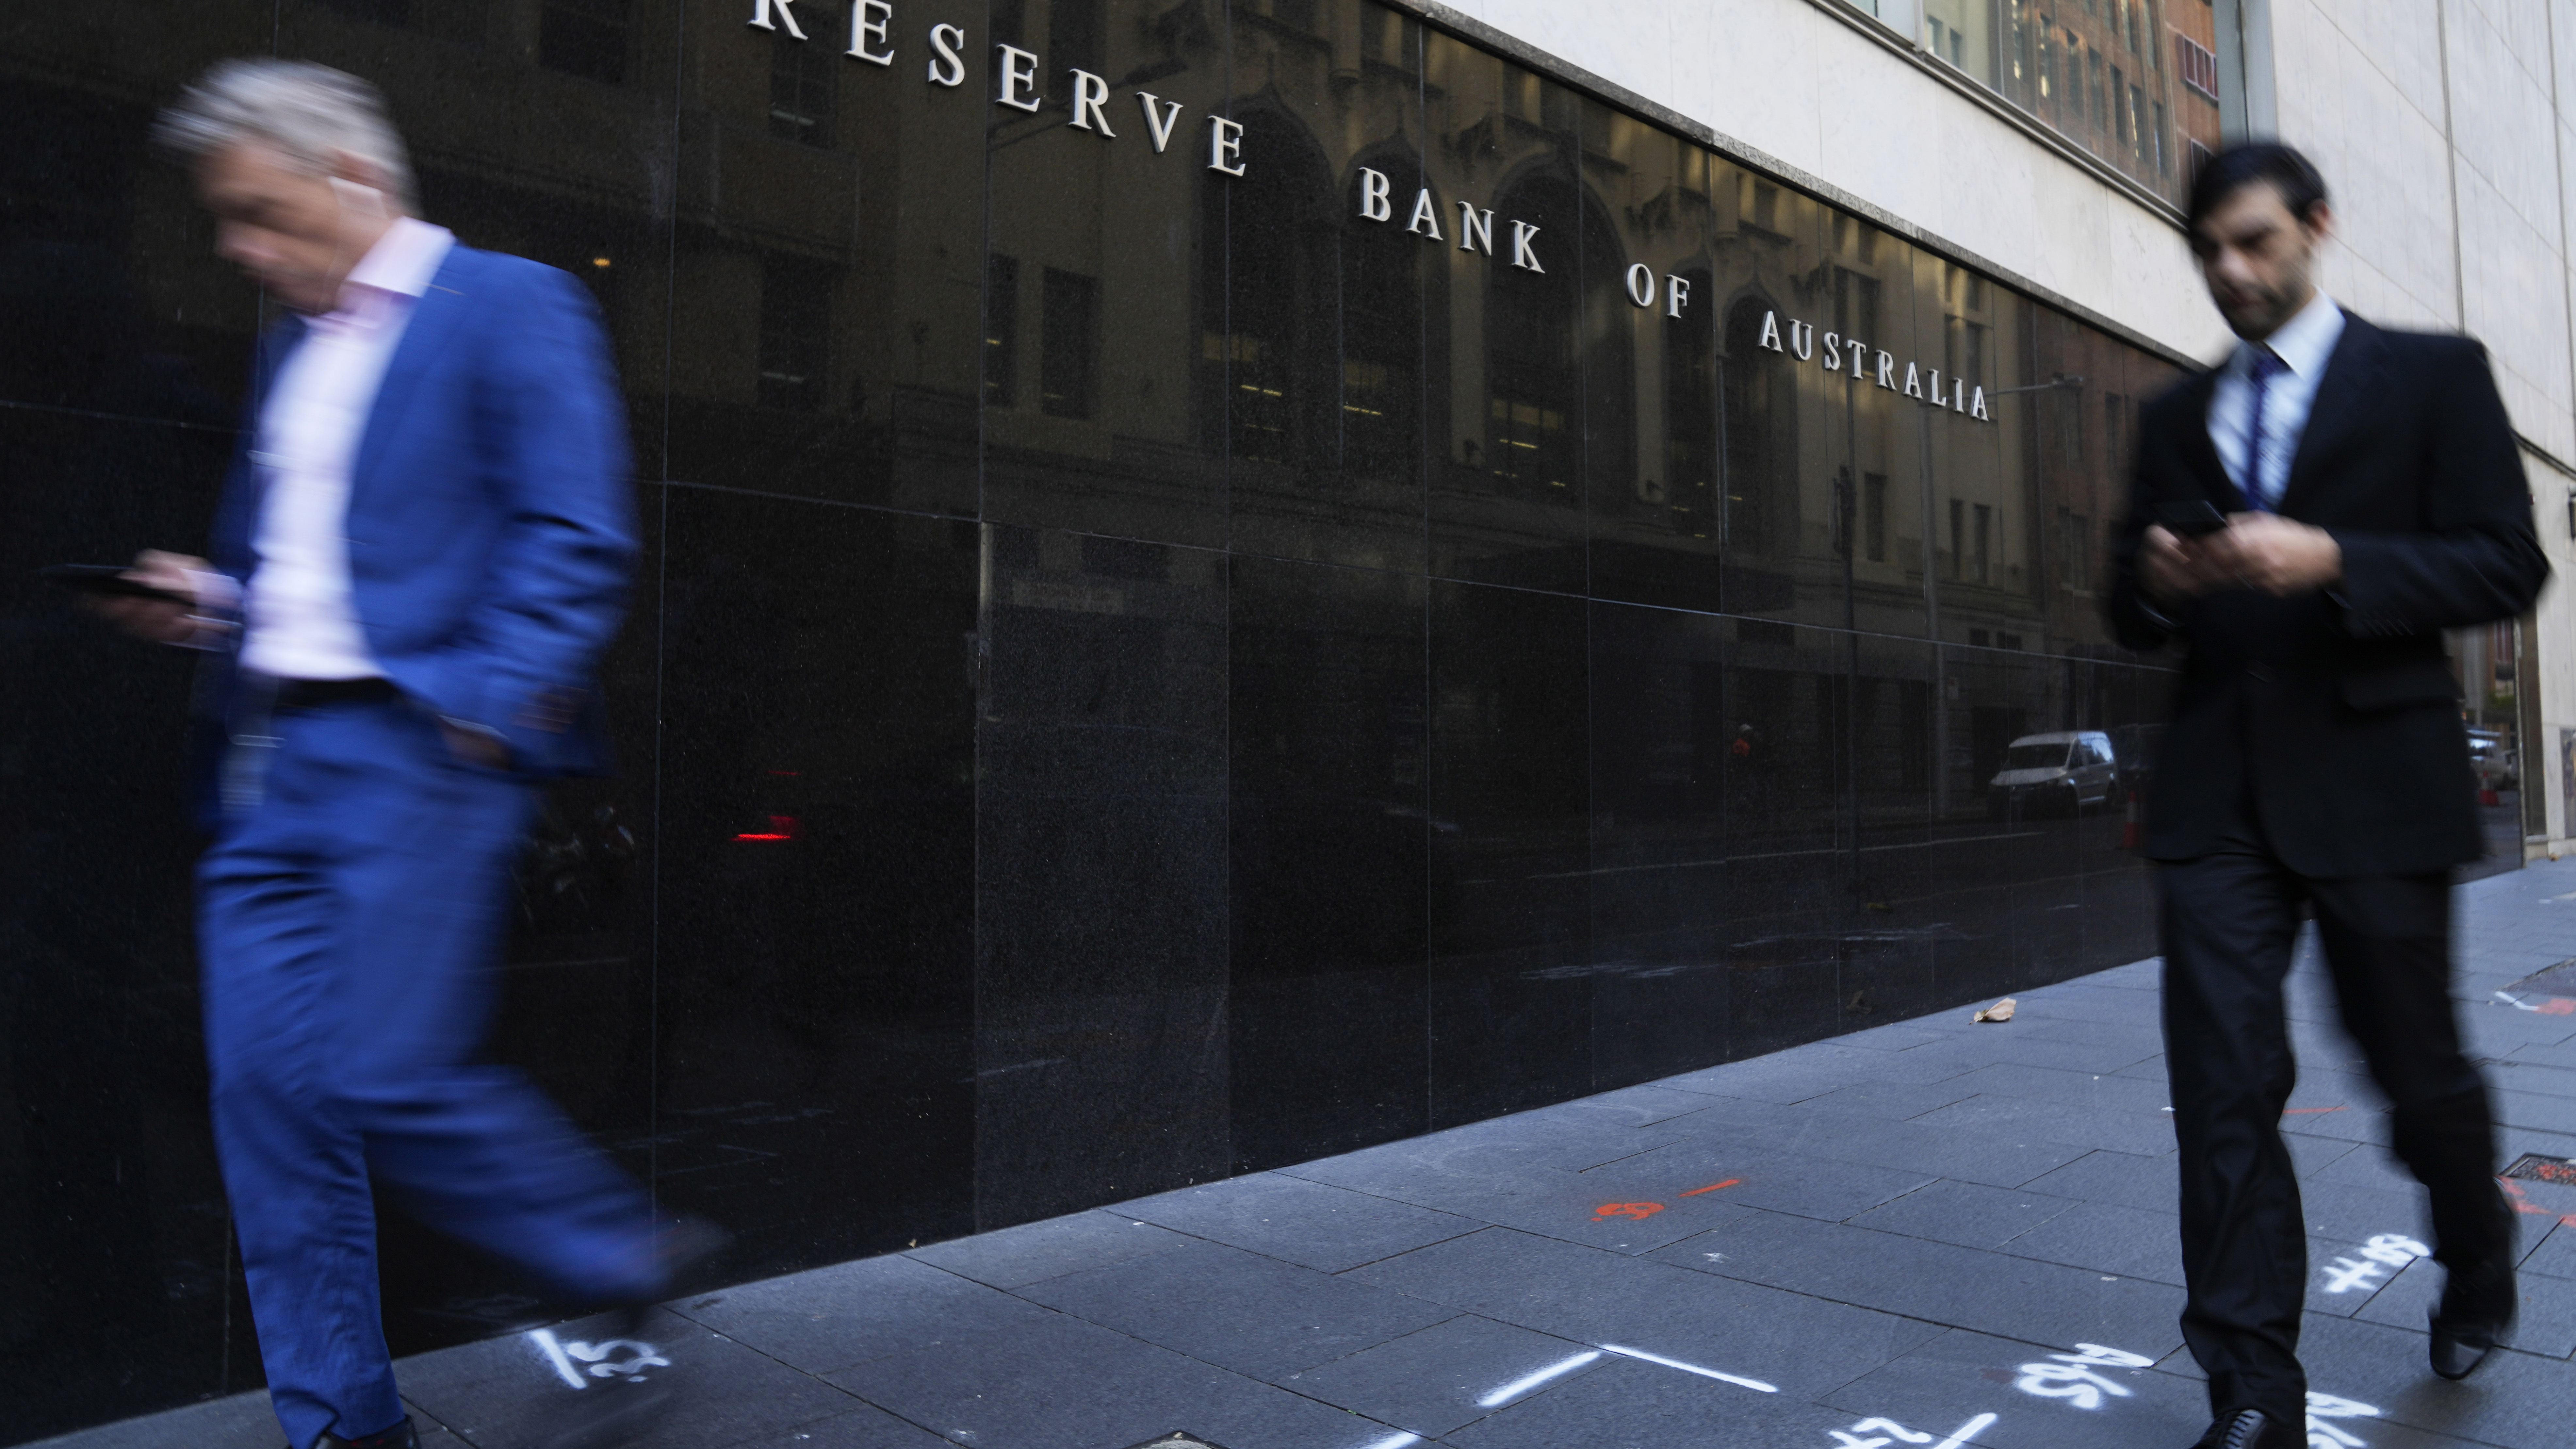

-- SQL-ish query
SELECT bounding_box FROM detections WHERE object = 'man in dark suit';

[96,60,696,1449]
[2109,143,2549,1449]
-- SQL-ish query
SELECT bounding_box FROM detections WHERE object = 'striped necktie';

[2243,347,2288,511]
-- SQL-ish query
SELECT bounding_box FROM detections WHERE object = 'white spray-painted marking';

[2305,1390,2381,1447]
[527,1327,669,1387]
[2319,1234,2430,1295]
[2011,1342,2154,1409]
[1826,1412,1997,1448]
[1597,1342,1778,1392]
[1351,1434,1422,1449]
[529,1328,587,1390]
[1475,1349,1602,1406]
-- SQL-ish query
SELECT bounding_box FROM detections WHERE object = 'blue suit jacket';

[197,244,638,815]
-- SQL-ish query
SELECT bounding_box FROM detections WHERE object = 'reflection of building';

[0,0,2557,1439]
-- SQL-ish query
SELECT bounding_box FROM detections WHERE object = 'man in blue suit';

[100,60,685,1449]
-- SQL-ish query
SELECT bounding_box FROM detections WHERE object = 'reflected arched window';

[1483,173,1580,499]
[1199,101,1336,470]
[1723,294,1796,553]
[1662,265,1715,537]
[1340,149,1425,484]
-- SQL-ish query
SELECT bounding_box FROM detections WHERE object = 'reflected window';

[1343,158,1424,481]
[1863,473,1888,562]
[1973,503,1992,584]
[985,255,1020,408]
[759,258,830,411]
[1664,268,1717,537]
[1483,177,1581,499]
[1948,498,1965,579]
[770,31,835,147]
[1835,267,1881,343]
[541,0,630,85]
[1723,297,1795,554]
[1041,268,1098,420]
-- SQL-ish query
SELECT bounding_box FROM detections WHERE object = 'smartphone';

[40,563,193,606]
[2156,500,2229,537]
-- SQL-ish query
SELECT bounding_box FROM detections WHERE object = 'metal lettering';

[1970,385,1990,420]
[748,0,808,39]
[1625,263,1656,308]
[926,22,967,86]
[1791,320,1816,361]
[1357,167,1393,222]
[1904,362,1924,398]
[1822,331,1842,371]
[995,43,1042,111]
[1136,92,1184,151]
[1405,187,1443,239]
[1665,274,1690,318]
[1206,114,1247,175]
[848,0,893,62]
[1068,69,1116,133]
[1757,310,1784,353]
[1457,203,1495,255]
[1509,220,1543,271]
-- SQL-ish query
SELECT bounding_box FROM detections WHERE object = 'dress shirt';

[235,216,456,680]
[2207,290,2344,509]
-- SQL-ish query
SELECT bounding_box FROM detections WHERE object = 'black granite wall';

[0,0,2180,1436]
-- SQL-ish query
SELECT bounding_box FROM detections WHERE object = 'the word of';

[1753,311,1994,421]
[1826,1412,1997,1449]
[1593,1201,1664,1221]
[528,1327,670,1390]
[2011,1342,2154,1409]
[1354,169,1552,274]
[749,0,1250,176]
[2305,1391,2383,1448]
[2318,1233,2428,1295]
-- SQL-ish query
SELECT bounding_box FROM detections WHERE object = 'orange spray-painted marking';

[1592,1202,1665,1221]
[1680,1179,1743,1196]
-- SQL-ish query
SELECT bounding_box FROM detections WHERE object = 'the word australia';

[1756,310,1996,422]
[749,0,1254,175]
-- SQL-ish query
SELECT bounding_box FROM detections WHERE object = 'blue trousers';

[199,695,658,1448]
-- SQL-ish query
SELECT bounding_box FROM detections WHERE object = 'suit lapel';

[350,247,479,498]
[2276,313,2389,518]
[2172,367,2238,507]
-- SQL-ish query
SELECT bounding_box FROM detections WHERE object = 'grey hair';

[153,59,416,210]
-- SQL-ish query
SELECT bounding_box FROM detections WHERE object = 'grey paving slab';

[2013,1149,2181,1214]
[1659,1042,1975,1102]
[2485,1058,2576,1099]
[1017,1237,1457,1380]
[397,1308,862,1449]
[1438,1355,1860,1449]
[2293,1179,2437,1247]
[733,1405,952,1449]
[1930,1062,2174,1112]
[2494,1087,2576,1136]
[2352,1252,2576,1358]
[904,1208,1195,1289]
[1994,1200,2185,1284]
[2290,1313,2576,1449]
[1544,1082,1748,1128]
[2523,1218,2576,1277]
[19,1393,284,1449]
[1361,1153,1759,1256]
[1834,1021,1970,1052]
[1271,1313,1606,1437]
[1648,1210,2185,1357]
[1116,1173,1484,1272]
[674,1251,1059,1375]
[1649,1101,2094,1191]
[1814,1327,2207,1449]
[2284,1130,2362,1179]
[1891,1031,2163,1077]
[1793,1077,1983,1120]
[1578,1136,1942,1222]
[1845,1178,2083,1251]
[1906,1093,2179,1157]
[1341,1226,1948,1400]
[823,1312,1401,1449]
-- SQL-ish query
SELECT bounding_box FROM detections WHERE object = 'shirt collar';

[335,215,456,311]
[2235,291,2344,379]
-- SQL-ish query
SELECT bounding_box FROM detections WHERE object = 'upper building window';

[541,0,630,85]
[770,31,835,147]
[2176,34,2220,101]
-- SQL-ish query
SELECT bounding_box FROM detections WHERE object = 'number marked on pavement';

[2306,1391,2381,1447]
[2318,1234,2427,1295]
[2011,1342,2153,1408]
[1825,1412,1997,1448]
[528,1327,669,1389]
[1592,1201,1664,1220]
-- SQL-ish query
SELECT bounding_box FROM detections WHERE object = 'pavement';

[38,858,2576,1449]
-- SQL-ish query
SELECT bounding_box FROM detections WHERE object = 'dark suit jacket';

[2106,313,2548,878]
[194,244,637,823]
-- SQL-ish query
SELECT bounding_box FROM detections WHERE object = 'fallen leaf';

[1973,996,2017,1023]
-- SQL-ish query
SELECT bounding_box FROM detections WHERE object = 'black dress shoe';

[2189,1408,2289,1449]
[2430,1258,2517,1380]
[310,1419,420,1449]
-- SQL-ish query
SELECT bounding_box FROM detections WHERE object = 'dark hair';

[2187,142,2329,229]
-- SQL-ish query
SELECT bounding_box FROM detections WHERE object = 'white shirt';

[236,216,455,680]
[2207,290,2344,509]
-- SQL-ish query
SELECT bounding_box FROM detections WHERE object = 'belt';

[271,676,400,713]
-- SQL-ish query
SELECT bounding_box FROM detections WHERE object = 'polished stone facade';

[0,0,2179,1436]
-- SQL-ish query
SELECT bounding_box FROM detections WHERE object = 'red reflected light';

[733,814,800,842]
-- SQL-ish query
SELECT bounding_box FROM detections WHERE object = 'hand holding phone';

[46,551,209,644]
